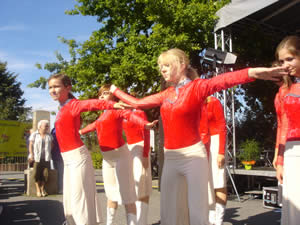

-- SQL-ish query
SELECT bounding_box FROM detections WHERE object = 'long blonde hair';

[157,48,199,80]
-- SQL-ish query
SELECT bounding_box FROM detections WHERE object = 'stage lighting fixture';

[201,48,237,65]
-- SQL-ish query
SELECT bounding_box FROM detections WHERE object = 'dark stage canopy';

[215,0,300,40]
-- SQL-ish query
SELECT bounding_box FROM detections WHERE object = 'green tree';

[0,61,32,121]
[29,0,229,152]
[31,0,229,98]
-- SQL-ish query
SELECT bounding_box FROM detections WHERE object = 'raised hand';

[110,84,117,93]
[248,66,288,81]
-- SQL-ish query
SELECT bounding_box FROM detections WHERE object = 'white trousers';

[160,142,214,225]
[62,146,102,225]
[128,141,152,199]
[210,135,226,189]
[102,144,137,204]
[281,141,300,225]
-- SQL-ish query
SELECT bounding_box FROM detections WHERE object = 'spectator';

[28,120,52,197]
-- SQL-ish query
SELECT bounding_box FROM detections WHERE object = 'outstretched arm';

[80,121,97,135]
[248,66,287,81]
[121,110,158,131]
[193,67,288,104]
[111,85,164,109]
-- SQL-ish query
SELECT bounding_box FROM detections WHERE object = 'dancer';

[123,105,152,225]
[48,73,128,225]
[204,96,227,225]
[110,48,287,225]
[28,120,52,197]
[272,62,291,209]
[80,85,157,225]
[275,35,300,225]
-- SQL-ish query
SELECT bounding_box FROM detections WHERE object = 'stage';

[227,167,277,199]
[229,167,276,178]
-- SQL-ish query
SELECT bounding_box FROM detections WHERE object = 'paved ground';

[0,170,281,225]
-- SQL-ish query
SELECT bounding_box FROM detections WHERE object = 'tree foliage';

[30,0,229,151]
[0,61,32,121]
[31,0,229,98]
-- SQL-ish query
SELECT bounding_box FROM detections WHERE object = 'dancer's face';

[278,48,300,77]
[159,60,185,84]
[48,78,71,103]
[99,90,114,101]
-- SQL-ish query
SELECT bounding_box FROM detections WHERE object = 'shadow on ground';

[0,200,65,225]
[0,179,25,200]
[225,207,281,225]
[0,176,65,225]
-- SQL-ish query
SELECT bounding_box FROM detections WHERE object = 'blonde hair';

[157,48,199,80]
[275,35,300,60]
[98,84,111,97]
[98,84,118,101]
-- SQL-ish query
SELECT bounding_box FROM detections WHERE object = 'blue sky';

[0,0,99,127]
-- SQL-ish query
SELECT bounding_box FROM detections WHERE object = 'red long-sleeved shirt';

[80,110,148,152]
[55,98,115,152]
[123,109,150,157]
[206,96,226,155]
[198,102,210,151]
[277,82,300,165]
[274,86,289,161]
[114,69,253,149]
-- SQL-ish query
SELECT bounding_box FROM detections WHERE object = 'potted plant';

[238,139,261,170]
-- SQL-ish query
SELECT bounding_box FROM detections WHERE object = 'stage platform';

[229,167,276,178]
